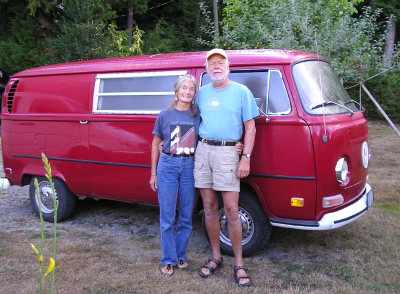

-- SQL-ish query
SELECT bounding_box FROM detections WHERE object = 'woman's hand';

[235,141,244,154]
[149,175,157,191]
[158,142,163,154]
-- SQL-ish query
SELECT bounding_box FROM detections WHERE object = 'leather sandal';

[161,264,174,276]
[198,257,223,278]
[233,266,253,287]
[177,260,188,270]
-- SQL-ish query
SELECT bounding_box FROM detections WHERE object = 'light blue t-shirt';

[195,81,259,141]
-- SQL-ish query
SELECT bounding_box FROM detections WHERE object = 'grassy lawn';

[0,120,399,294]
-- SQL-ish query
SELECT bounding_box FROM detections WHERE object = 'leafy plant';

[30,153,58,294]
[198,0,391,83]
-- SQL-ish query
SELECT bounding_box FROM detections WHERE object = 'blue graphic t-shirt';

[153,108,200,155]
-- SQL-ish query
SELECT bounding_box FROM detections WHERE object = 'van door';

[89,71,188,203]
[197,67,317,220]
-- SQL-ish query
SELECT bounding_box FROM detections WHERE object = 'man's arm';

[237,119,256,178]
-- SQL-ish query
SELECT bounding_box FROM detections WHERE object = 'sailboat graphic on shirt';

[170,125,196,155]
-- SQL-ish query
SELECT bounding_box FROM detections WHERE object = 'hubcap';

[35,181,56,213]
[218,207,254,246]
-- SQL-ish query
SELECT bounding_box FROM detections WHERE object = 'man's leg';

[222,191,251,285]
[200,188,222,275]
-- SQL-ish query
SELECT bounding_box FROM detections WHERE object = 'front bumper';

[270,183,374,230]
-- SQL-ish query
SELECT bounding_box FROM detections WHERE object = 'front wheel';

[29,176,76,222]
[202,189,272,257]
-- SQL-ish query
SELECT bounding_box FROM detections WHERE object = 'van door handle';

[79,121,88,124]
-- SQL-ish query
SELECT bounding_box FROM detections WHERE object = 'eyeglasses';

[208,61,225,67]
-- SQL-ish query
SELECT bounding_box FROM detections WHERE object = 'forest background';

[0,0,400,120]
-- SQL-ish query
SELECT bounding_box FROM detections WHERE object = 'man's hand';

[237,156,250,178]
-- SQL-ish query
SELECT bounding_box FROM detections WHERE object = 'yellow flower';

[31,243,39,256]
[43,258,55,279]
[39,254,43,266]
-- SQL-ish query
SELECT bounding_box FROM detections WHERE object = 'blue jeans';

[157,152,196,266]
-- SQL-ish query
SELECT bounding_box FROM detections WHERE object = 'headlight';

[335,157,348,184]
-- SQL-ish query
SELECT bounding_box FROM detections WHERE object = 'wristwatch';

[242,153,251,159]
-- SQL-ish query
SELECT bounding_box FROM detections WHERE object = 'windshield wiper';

[310,100,355,115]
[345,100,365,112]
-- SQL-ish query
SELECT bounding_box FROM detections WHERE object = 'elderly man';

[194,48,259,287]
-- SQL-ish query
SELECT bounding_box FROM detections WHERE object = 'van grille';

[7,80,19,113]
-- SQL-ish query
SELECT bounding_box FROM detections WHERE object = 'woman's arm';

[150,135,162,191]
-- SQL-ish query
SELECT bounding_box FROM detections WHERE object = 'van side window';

[93,71,187,114]
[201,69,290,115]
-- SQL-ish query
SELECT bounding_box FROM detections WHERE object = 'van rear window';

[93,71,187,114]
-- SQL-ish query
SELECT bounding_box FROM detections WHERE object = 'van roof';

[13,49,322,77]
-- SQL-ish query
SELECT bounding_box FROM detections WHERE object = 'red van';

[1,50,373,256]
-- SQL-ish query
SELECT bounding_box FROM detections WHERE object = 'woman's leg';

[157,154,179,266]
[176,157,196,261]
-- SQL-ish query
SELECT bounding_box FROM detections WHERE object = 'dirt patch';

[0,121,399,294]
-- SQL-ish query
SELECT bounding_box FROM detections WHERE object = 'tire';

[202,189,272,257]
[29,176,76,222]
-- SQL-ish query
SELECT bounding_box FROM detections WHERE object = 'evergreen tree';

[40,0,143,64]
[0,0,43,79]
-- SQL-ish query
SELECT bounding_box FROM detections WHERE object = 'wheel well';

[21,174,32,186]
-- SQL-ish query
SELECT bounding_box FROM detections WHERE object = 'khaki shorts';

[194,141,240,192]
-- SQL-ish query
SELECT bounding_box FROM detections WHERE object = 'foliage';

[141,18,175,54]
[134,0,209,54]
[369,0,400,18]
[0,1,42,78]
[40,0,143,65]
[198,0,390,83]
[347,72,400,120]
[26,0,59,15]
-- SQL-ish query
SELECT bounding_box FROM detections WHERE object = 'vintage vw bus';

[1,50,373,256]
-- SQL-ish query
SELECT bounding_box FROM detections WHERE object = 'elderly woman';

[150,75,200,275]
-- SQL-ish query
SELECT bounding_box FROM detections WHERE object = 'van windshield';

[293,60,359,115]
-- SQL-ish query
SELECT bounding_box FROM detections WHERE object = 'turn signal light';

[291,198,304,207]
[322,195,344,208]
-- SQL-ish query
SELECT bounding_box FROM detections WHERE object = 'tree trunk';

[384,17,396,67]
[36,8,50,45]
[213,0,219,39]
[127,6,134,45]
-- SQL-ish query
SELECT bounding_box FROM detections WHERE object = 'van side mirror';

[254,98,269,123]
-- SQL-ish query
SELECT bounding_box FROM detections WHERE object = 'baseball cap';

[206,48,228,61]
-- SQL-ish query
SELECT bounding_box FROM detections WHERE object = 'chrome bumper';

[270,183,374,230]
